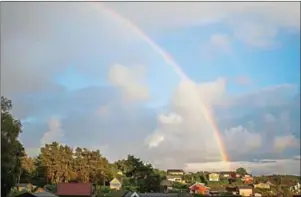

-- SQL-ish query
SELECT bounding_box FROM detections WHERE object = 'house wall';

[194,186,209,195]
[110,184,121,190]
[239,189,253,196]
[254,183,270,189]
[168,172,184,175]
[167,177,185,184]
[209,173,220,181]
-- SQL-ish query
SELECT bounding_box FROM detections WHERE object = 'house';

[254,182,271,189]
[16,183,36,192]
[189,182,210,195]
[290,182,301,193]
[57,183,93,197]
[16,192,58,197]
[242,175,253,184]
[220,171,235,178]
[110,178,122,190]
[160,180,172,193]
[237,186,254,197]
[208,173,220,182]
[166,169,185,183]
[166,169,184,175]
[123,192,180,197]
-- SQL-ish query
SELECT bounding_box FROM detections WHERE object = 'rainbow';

[88,3,230,167]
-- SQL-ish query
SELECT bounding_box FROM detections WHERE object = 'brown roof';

[167,169,184,173]
[57,183,92,196]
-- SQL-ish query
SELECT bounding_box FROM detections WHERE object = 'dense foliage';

[1,97,25,197]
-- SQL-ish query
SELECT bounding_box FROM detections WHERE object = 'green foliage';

[94,185,110,197]
[235,167,248,176]
[44,184,58,193]
[1,97,25,197]
[8,187,27,197]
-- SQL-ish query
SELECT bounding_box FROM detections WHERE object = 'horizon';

[1,2,300,176]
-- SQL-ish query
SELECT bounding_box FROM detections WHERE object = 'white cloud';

[40,117,64,146]
[104,2,300,47]
[159,113,183,125]
[201,34,232,59]
[185,156,300,175]
[223,126,262,154]
[274,134,300,151]
[109,64,149,101]
[143,78,299,170]
[145,78,228,165]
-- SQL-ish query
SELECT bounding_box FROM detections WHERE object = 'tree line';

[1,97,167,197]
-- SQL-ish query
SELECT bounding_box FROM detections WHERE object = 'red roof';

[57,183,92,196]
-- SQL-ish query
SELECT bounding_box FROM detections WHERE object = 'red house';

[189,182,210,195]
[57,183,93,197]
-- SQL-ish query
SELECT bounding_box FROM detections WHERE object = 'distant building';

[110,178,122,190]
[189,182,210,195]
[166,169,185,183]
[220,171,235,178]
[254,182,271,189]
[56,183,93,197]
[208,173,220,182]
[237,186,254,197]
[242,175,253,184]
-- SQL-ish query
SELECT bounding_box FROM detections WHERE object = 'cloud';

[109,64,149,101]
[3,2,300,175]
[201,34,232,60]
[223,126,262,155]
[105,2,300,47]
[274,134,300,151]
[1,2,152,97]
[144,78,230,167]
[40,117,64,146]
[142,80,299,170]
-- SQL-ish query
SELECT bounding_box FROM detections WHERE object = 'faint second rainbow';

[88,3,230,167]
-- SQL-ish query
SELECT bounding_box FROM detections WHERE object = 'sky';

[1,2,300,175]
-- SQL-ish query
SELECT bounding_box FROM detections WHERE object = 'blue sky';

[1,2,300,175]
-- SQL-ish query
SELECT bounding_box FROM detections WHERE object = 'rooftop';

[56,183,92,196]
[166,169,184,173]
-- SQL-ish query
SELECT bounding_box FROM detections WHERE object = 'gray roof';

[124,192,181,197]
[32,192,58,197]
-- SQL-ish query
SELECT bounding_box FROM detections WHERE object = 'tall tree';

[20,154,36,183]
[1,97,25,197]
[236,167,248,176]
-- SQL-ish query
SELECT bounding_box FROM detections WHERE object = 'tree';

[236,167,248,176]
[20,154,37,183]
[1,97,25,197]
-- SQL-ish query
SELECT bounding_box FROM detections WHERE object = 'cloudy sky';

[1,2,300,175]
